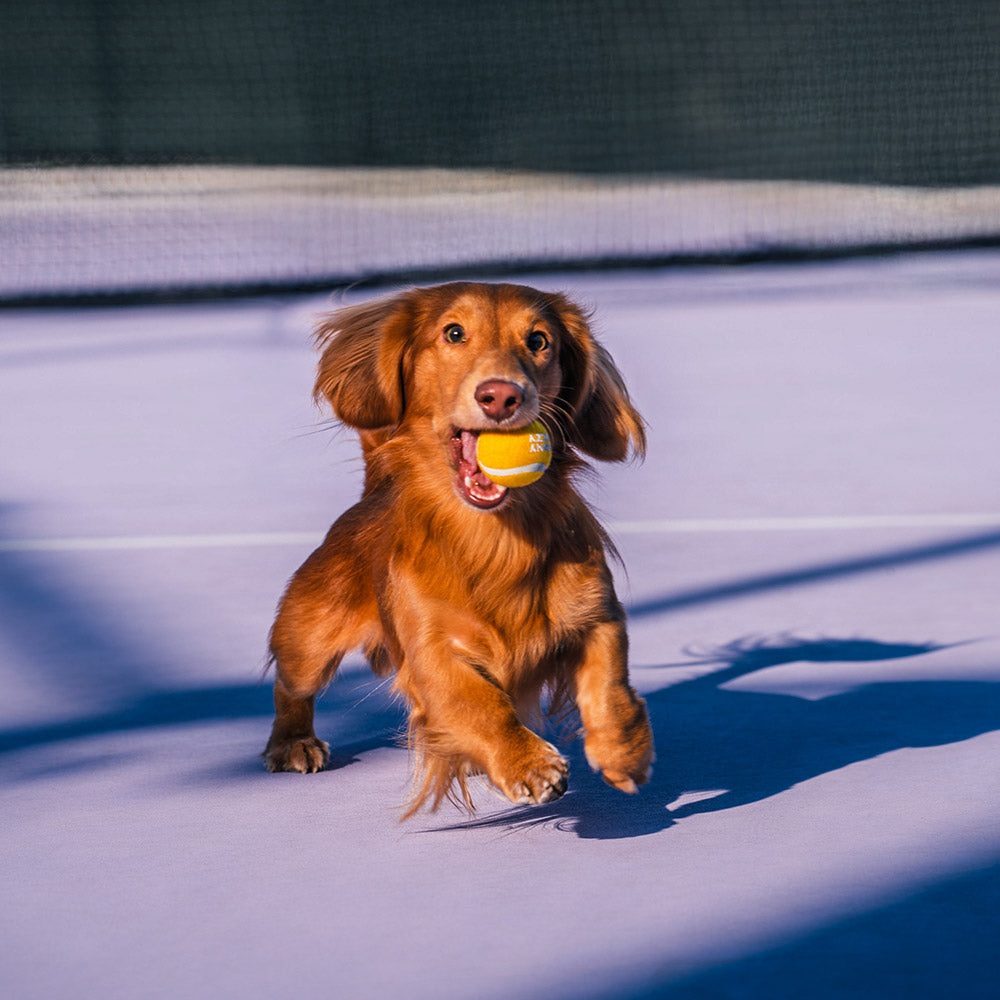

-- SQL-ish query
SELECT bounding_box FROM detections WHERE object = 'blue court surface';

[2,250,999,999]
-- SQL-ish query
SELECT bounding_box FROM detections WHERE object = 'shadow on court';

[626,528,1000,618]
[2,509,1000,998]
[423,635,1000,839]
[420,636,1000,992]
[620,859,1000,1000]
[1,513,998,802]
[0,504,405,775]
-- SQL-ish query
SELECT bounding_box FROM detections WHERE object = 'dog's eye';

[527,330,549,353]
[443,323,466,344]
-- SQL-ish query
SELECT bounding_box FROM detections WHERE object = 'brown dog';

[265,282,654,814]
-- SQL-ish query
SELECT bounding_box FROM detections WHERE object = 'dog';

[264,281,654,815]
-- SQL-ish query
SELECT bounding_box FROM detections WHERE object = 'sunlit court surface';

[2,250,999,999]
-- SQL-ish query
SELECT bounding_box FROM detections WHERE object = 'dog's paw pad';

[265,737,330,774]
[600,771,640,794]
[599,756,654,793]
[508,747,569,805]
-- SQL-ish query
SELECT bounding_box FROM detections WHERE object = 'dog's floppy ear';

[313,292,415,429]
[548,293,647,462]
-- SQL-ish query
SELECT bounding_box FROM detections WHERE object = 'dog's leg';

[264,679,331,774]
[264,608,341,774]
[263,530,381,774]
[400,646,569,809]
[574,618,654,792]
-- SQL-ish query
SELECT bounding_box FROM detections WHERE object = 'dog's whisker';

[348,675,395,711]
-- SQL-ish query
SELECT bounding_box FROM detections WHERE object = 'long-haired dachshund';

[265,282,654,815]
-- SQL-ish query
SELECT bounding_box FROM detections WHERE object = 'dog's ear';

[548,294,647,462]
[313,292,415,429]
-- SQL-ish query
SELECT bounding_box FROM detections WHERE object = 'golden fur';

[265,282,654,815]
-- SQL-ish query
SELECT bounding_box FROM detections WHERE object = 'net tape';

[3,167,1000,300]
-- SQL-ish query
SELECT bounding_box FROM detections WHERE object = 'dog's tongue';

[461,430,479,469]
[459,430,495,490]
[458,430,507,505]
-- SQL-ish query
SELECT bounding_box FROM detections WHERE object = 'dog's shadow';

[422,636,1000,839]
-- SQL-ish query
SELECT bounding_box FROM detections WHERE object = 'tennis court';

[2,248,999,999]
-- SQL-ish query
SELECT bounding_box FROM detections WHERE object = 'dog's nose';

[475,380,524,422]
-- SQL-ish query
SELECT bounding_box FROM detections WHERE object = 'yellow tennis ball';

[476,420,552,487]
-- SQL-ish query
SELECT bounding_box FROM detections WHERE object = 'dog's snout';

[475,380,524,422]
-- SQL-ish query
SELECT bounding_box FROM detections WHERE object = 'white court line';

[0,531,322,553]
[2,513,1000,553]
[610,513,1000,534]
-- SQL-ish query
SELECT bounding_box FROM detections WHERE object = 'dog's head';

[313,282,645,510]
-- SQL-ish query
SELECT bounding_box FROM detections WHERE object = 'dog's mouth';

[450,429,509,510]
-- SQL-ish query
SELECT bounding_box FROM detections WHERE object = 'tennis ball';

[476,420,552,488]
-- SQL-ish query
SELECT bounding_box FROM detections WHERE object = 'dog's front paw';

[596,762,652,795]
[584,700,655,793]
[264,736,330,774]
[499,739,569,805]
